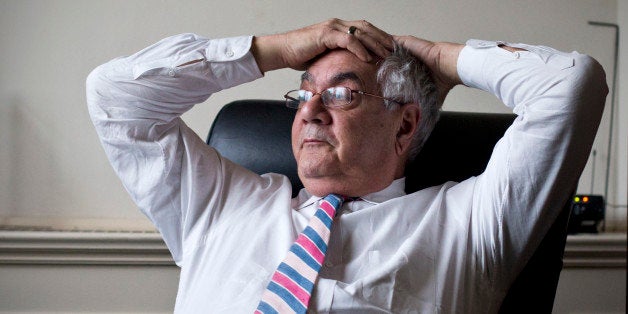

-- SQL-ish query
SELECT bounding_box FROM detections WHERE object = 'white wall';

[613,0,628,231]
[0,0,624,231]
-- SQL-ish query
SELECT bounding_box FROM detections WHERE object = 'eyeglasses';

[284,86,403,110]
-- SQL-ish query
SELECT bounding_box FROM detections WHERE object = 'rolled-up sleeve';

[85,34,263,264]
[456,40,608,287]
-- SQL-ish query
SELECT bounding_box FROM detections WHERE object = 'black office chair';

[207,99,572,313]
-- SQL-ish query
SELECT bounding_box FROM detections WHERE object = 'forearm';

[86,34,262,125]
[85,34,265,263]
[458,40,608,112]
[251,34,288,73]
[461,40,607,283]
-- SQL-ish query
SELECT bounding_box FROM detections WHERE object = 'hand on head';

[253,19,464,103]
[393,36,464,103]
[252,18,394,72]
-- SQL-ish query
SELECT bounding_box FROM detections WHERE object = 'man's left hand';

[252,18,394,73]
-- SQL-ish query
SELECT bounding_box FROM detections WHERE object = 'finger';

[321,30,373,63]
[392,35,407,46]
[316,19,394,63]
[393,35,436,60]
[329,18,393,55]
[393,35,419,50]
[344,21,393,59]
[351,30,392,59]
[315,19,372,61]
[344,37,374,62]
[355,20,394,51]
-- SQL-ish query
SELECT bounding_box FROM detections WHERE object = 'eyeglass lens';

[286,87,351,109]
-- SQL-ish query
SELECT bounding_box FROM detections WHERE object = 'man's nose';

[298,95,332,125]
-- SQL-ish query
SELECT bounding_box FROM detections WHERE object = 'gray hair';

[377,43,441,161]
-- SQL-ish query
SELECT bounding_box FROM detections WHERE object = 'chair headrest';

[207,100,516,196]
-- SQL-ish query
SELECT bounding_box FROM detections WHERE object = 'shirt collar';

[293,177,407,210]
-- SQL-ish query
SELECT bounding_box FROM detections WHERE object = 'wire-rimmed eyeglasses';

[284,86,404,109]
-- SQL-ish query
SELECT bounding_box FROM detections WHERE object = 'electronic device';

[568,194,605,233]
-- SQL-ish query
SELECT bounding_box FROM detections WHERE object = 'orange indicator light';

[583,196,589,203]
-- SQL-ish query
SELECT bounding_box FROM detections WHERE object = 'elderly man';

[87,19,607,313]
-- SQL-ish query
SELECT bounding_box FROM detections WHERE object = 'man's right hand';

[252,18,394,73]
[393,36,464,103]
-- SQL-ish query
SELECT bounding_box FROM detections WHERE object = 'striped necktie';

[255,194,344,314]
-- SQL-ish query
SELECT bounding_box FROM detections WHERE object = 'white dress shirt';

[86,33,607,313]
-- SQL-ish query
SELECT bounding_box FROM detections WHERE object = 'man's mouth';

[303,138,325,144]
[300,127,334,147]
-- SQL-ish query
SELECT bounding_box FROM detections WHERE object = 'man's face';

[291,50,405,197]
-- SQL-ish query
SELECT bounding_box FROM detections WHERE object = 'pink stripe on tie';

[295,234,325,264]
[320,201,336,219]
[272,271,310,305]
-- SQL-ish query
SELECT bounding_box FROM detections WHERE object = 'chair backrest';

[207,99,571,312]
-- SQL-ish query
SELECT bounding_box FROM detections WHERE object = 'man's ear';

[395,103,421,156]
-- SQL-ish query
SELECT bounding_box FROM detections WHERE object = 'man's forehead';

[301,50,377,87]
[301,71,364,86]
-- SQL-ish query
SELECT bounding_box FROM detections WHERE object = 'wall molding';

[562,233,627,268]
[0,231,625,267]
[0,231,174,266]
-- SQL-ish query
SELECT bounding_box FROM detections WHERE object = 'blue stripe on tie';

[256,300,279,314]
[291,243,322,272]
[324,194,342,210]
[267,281,307,313]
[277,262,314,292]
[302,226,327,253]
[314,209,333,229]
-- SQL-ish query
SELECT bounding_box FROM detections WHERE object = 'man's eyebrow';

[331,72,363,86]
[300,71,364,87]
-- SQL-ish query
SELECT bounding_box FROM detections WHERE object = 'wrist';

[433,42,464,87]
[251,34,287,73]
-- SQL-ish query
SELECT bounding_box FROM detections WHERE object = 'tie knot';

[323,194,360,217]
[323,194,344,210]
[324,194,360,206]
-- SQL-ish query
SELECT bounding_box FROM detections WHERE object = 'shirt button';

[514,51,521,59]
[225,50,234,57]
[324,261,333,268]
[168,69,176,77]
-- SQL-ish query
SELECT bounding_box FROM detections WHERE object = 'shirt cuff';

[456,39,505,92]
[457,39,577,101]
[206,35,264,90]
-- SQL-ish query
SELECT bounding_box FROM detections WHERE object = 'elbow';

[85,63,110,106]
[558,54,609,118]
[573,54,609,105]
[563,54,609,136]
[86,61,122,122]
[86,59,128,117]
